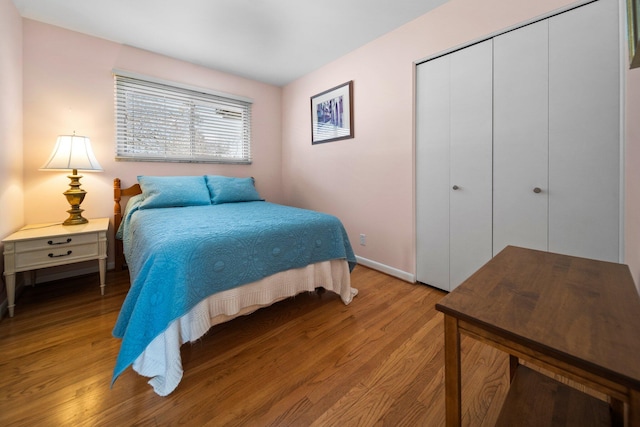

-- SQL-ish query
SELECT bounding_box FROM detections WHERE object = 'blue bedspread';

[111,200,356,385]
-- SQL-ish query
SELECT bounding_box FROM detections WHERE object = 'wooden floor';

[0,265,512,426]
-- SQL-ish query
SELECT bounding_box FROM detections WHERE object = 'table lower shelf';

[496,365,612,427]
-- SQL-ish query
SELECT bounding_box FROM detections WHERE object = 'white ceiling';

[12,0,448,86]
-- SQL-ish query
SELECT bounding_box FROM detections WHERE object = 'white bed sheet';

[131,259,357,396]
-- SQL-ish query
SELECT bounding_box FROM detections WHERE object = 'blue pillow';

[137,175,211,209]
[205,175,263,204]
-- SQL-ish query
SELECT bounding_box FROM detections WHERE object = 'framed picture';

[628,0,640,69]
[311,81,354,144]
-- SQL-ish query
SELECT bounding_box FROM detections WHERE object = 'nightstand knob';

[48,238,72,245]
[48,250,72,258]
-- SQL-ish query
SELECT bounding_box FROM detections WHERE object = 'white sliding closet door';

[548,0,620,262]
[416,40,493,291]
[493,21,549,255]
[448,41,493,289]
[416,54,451,290]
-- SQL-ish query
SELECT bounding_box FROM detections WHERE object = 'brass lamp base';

[62,169,89,226]
[63,207,88,225]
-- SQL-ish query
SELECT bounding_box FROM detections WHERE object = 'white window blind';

[114,73,252,164]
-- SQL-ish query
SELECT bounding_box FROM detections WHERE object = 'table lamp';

[39,133,103,225]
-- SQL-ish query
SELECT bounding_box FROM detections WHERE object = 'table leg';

[444,314,462,427]
[98,257,106,295]
[630,389,640,427]
[610,397,624,427]
[509,355,519,382]
[5,273,15,317]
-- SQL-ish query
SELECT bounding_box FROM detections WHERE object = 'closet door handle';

[533,187,542,194]
[452,185,460,190]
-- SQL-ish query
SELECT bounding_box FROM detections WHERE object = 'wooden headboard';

[113,178,142,270]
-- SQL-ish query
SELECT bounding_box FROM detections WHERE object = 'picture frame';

[311,81,354,144]
[628,0,640,69]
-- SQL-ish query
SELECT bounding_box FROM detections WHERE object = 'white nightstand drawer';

[15,233,97,252]
[14,243,100,270]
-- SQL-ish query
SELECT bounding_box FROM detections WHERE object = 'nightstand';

[2,218,109,317]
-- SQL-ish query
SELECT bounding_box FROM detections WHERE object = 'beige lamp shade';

[40,133,103,225]
[40,134,103,172]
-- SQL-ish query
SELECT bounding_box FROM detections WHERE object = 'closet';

[416,0,621,292]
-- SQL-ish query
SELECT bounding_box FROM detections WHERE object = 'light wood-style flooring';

[0,265,513,426]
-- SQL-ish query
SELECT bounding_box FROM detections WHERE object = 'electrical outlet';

[359,234,366,246]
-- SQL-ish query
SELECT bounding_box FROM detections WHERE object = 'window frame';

[114,70,253,164]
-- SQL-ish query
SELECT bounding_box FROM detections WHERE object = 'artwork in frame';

[629,0,640,69]
[311,81,354,144]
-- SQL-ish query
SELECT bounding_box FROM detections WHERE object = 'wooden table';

[436,246,640,426]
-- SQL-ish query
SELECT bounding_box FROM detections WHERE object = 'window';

[114,72,252,164]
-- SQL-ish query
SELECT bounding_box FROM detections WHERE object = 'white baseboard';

[30,265,98,285]
[355,256,415,283]
[25,261,117,285]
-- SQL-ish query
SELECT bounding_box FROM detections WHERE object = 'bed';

[111,175,358,396]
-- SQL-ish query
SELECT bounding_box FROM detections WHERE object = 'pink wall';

[0,0,24,298]
[22,20,284,267]
[282,0,585,278]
